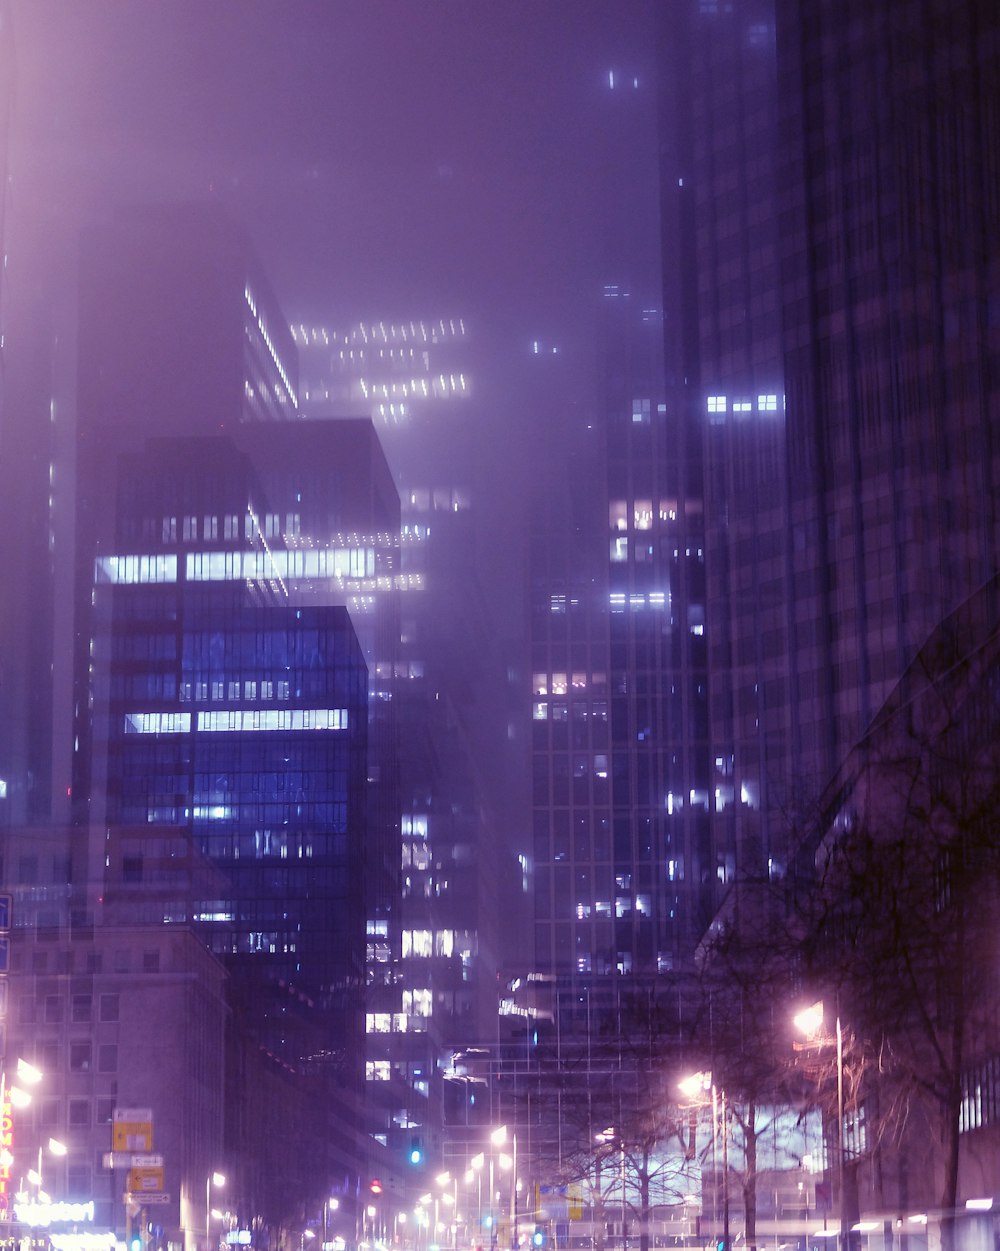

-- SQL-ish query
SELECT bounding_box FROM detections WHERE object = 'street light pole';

[719,1090,730,1251]
[511,1132,517,1251]
[207,1171,226,1250]
[836,1014,846,1251]
[679,1072,728,1251]
[794,1002,847,1251]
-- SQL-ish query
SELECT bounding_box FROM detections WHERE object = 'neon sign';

[14,1200,95,1227]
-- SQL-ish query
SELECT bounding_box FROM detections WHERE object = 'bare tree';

[696,877,814,1251]
[798,613,1000,1251]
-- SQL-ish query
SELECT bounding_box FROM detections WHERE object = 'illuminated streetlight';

[794,1002,846,1251]
[323,1196,340,1248]
[206,1171,226,1248]
[678,1073,729,1251]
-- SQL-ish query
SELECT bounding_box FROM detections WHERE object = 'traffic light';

[532,1229,546,1247]
[369,1179,383,1195]
[408,1137,423,1166]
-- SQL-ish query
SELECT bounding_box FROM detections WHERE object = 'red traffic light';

[369,1179,383,1195]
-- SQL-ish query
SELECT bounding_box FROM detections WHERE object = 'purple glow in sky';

[9,1,661,337]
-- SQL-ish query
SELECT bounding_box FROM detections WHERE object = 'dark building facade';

[68,205,402,1225]
[527,36,714,1024]
[94,435,370,1025]
[527,0,1000,1020]
[655,0,1000,919]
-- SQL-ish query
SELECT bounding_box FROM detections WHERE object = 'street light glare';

[793,1001,824,1039]
[678,1071,712,1099]
[48,1139,68,1156]
[8,1086,31,1108]
[16,1059,43,1085]
[212,1172,226,1188]
[490,1125,507,1146]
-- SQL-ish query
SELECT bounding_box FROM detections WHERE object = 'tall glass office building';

[92,437,370,1028]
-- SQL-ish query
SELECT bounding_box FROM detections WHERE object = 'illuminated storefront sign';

[14,1200,95,1227]
[48,1235,117,1251]
[0,1089,12,1217]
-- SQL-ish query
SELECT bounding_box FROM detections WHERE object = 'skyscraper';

[661,0,1000,917]
[529,0,1000,1006]
[294,316,507,1183]
[70,204,403,1220]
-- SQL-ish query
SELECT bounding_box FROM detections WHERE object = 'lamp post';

[679,1072,728,1251]
[436,1173,458,1251]
[491,1127,518,1251]
[28,1137,66,1195]
[794,1002,847,1251]
[323,1197,339,1250]
[471,1153,485,1243]
[206,1171,226,1250]
[594,1127,627,1251]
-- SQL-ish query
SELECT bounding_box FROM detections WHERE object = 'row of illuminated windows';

[706,393,781,416]
[565,894,654,920]
[548,594,584,614]
[366,995,433,1034]
[122,708,348,735]
[610,500,679,531]
[187,548,374,581]
[401,929,476,958]
[611,538,703,564]
[179,514,301,543]
[96,546,376,585]
[96,555,177,584]
[245,284,297,408]
[532,672,607,696]
[570,953,675,975]
[402,842,430,870]
[406,486,471,512]
[608,591,669,612]
[179,680,292,702]
[961,1054,1000,1133]
[532,702,608,722]
[401,814,429,839]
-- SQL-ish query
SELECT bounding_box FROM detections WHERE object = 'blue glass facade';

[92,437,369,1035]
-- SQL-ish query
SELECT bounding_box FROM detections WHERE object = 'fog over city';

[0,5,998,1251]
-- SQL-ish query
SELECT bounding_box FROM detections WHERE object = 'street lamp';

[678,1072,728,1251]
[594,1127,628,1251]
[794,1002,847,1251]
[490,1126,518,1251]
[206,1171,226,1248]
[436,1174,458,1251]
[28,1138,67,1193]
[323,1196,339,1249]
[470,1153,485,1238]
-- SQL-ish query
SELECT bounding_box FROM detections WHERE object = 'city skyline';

[0,4,998,1251]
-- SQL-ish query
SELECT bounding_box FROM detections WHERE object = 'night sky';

[9,1,661,346]
[0,1,664,762]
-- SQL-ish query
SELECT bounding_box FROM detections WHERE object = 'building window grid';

[961,1055,1000,1132]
